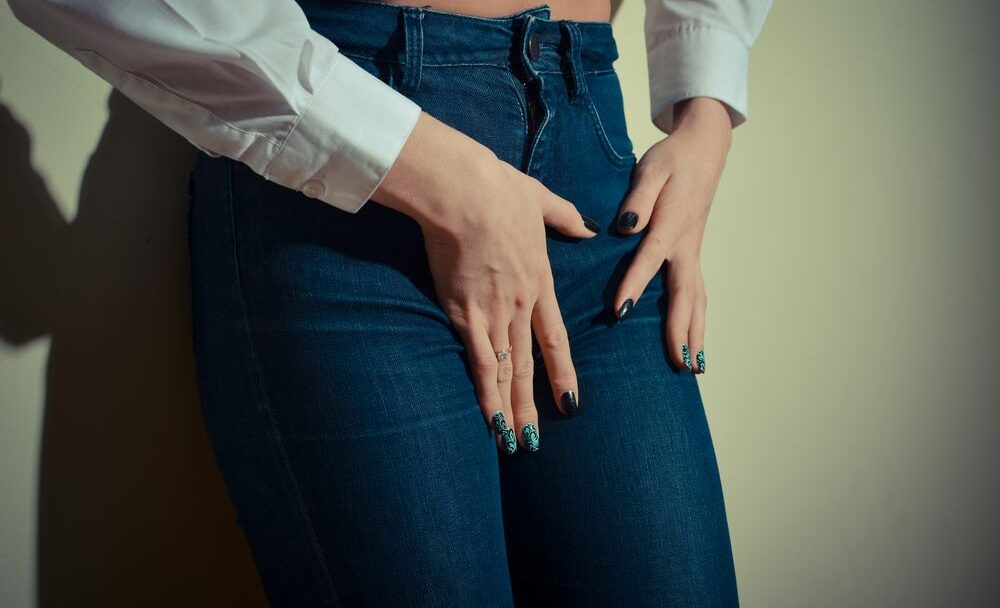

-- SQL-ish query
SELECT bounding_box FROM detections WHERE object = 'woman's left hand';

[612,97,733,375]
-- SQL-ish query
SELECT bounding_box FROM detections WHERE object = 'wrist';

[674,97,732,136]
[671,97,733,157]
[672,96,729,124]
[372,111,496,231]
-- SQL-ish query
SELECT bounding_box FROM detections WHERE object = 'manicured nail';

[560,390,579,417]
[581,214,601,233]
[696,349,706,374]
[522,423,540,451]
[617,211,638,231]
[681,344,693,370]
[491,410,518,455]
[616,298,633,320]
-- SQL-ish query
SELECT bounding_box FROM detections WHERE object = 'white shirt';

[7,0,772,214]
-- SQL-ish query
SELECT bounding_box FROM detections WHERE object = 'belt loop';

[400,7,424,93]
[560,22,588,103]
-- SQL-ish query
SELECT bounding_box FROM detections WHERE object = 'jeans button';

[527,32,541,61]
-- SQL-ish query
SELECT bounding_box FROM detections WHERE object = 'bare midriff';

[377,0,612,23]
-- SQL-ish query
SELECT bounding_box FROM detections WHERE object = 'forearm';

[6,0,421,215]
[644,0,774,134]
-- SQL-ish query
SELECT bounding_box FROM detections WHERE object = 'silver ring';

[495,346,511,362]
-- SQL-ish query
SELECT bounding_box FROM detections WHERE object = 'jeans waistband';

[296,0,619,77]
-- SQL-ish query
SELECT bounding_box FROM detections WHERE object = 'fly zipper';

[517,73,543,173]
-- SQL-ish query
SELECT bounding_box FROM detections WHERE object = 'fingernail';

[561,390,579,417]
[617,211,638,232]
[681,344,693,370]
[696,349,706,374]
[491,410,518,455]
[616,298,633,320]
[522,423,540,451]
[581,214,601,233]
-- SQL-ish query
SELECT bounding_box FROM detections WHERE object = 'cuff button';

[302,179,326,199]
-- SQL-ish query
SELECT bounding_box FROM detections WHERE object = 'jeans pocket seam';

[584,96,636,169]
[503,68,530,147]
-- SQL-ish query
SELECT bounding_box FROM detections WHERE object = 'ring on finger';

[495,345,511,362]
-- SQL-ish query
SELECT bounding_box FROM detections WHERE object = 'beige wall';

[2,1,998,606]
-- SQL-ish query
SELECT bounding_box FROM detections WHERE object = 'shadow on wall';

[0,89,268,607]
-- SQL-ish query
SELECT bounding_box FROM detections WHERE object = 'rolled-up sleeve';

[7,0,422,213]
[644,0,773,134]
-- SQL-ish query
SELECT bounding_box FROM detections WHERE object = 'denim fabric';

[186,1,738,606]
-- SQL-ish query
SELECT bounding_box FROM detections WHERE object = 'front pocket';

[583,69,636,169]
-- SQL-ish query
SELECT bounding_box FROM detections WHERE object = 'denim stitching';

[535,68,616,75]
[339,52,613,74]
[400,8,424,92]
[583,90,636,168]
[225,160,343,607]
[339,52,510,69]
[423,61,514,68]
[562,22,588,103]
[503,70,529,136]
[336,0,552,23]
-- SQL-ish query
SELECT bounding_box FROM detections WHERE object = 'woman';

[10,0,772,605]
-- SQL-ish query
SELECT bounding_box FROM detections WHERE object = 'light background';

[2,0,998,606]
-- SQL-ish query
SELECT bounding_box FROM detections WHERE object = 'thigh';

[497,87,739,606]
[188,154,513,608]
[501,297,739,606]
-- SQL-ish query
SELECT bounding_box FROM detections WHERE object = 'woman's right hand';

[373,111,599,454]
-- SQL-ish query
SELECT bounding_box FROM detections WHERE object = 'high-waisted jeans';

[186,1,738,606]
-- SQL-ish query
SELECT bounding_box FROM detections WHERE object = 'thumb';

[539,190,601,238]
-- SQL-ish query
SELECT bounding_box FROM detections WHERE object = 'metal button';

[302,179,325,199]
[527,32,541,61]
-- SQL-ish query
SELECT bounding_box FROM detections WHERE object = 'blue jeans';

[186,1,738,605]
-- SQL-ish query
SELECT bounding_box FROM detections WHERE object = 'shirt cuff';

[646,25,750,135]
[263,53,422,214]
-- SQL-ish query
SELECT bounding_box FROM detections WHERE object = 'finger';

[663,259,698,372]
[509,308,540,451]
[613,227,667,322]
[689,275,708,374]
[457,317,510,451]
[488,319,518,456]
[616,160,669,234]
[535,182,601,238]
[532,269,580,417]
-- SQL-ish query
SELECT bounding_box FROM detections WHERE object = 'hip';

[188,0,648,345]
[297,0,638,183]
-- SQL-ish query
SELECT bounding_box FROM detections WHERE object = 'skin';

[372,0,732,452]
[614,96,731,376]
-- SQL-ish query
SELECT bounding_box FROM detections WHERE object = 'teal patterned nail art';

[681,344,692,370]
[696,349,706,373]
[500,427,518,454]
[522,423,540,452]
[491,410,518,455]
[491,410,508,432]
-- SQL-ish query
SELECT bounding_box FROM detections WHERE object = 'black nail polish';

[616,298,633,320]
[617,211,638,231]
[581,214,601,233]
[560,390,579,417]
